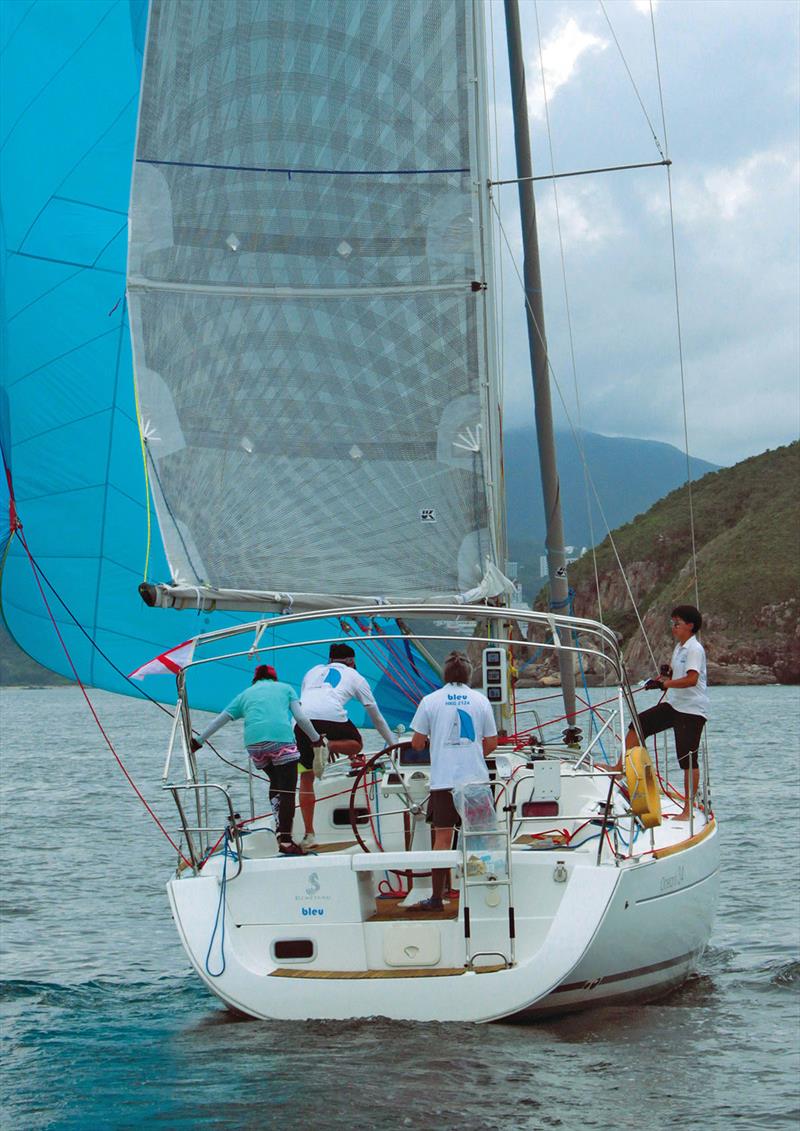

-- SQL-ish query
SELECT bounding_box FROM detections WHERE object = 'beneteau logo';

[295,871,330,916]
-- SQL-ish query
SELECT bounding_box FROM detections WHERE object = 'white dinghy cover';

[127,0,511,612]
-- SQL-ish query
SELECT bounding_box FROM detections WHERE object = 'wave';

[0,974,197,1008]
[769,959,800,987]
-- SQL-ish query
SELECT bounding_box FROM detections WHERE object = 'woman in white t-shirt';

[626,605,709,820]
[408,651,498,912]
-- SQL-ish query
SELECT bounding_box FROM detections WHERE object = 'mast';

[503,0,577,724]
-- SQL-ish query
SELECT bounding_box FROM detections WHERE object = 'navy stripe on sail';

[136,157,469,177]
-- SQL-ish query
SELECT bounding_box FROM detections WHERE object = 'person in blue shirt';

[191,664,322,855]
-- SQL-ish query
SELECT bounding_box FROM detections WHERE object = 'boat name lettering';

[301,906,325,917]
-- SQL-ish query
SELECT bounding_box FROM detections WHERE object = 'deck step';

[368,896,459,922]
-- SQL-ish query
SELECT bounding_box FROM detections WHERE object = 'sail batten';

[128,0,506,608]
[128,279,473,298]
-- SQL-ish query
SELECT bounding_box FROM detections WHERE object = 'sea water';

[1,684,798,1130]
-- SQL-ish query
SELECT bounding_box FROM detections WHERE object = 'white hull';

[167,807,718,1023]
[161,606,719,1024]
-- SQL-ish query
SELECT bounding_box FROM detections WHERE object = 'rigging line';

[0,1,120,154]
[348,619,421,699]
[533,0,605,626]
[598,0,665,160]
[144,446,205,585]
[14,527,191,864]
[649,0,700,609]
[1,527,263,784]
[136,157,470,177]
[347,624,423,707]
[491,158,671,186]
[352,618,431,702]
[490,200,658,669]
[11,542,175,718]
[381,628,439,694]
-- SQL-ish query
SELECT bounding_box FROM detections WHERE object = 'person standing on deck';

[190,664,322,856]
[407,651,498,913]
[294,643,396,850]
[626,605,709,820]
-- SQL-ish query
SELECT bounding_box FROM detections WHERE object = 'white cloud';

[527,18,608,120]
[632,0,660,14]
[654,147,799,225]
[537,182,624,248]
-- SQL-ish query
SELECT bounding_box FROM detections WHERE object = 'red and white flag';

[129,639,196,680]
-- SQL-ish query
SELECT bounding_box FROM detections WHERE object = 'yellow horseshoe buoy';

[625,746,662,828]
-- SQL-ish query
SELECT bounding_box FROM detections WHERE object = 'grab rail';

[164,781,243,877]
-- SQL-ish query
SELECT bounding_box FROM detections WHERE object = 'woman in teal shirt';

[191,664,321,855]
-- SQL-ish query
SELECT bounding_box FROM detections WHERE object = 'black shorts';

[294,718,362,769]
[635,703,706,769]
[426,789,461,830]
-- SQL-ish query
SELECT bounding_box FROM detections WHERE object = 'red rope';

[345,623,422,707]
[352,617,432,702]
[16,530,191,866]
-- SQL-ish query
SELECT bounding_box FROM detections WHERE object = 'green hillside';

[0,621,69,687]
[562,442,799,682]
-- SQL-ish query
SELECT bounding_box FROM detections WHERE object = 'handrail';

[178,602,624,660]
[164,782,243,877]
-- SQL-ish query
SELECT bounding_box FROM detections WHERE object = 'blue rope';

[204,833,230,978]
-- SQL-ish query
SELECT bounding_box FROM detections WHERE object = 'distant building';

[539,546,588,579]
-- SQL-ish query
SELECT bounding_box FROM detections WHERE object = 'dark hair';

[329,643,356,661]
[444,651,472,685]
[253,664,278,682]
[671,605,702,634]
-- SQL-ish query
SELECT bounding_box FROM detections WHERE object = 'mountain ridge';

[504,427,719,598]
[551,442,799,685]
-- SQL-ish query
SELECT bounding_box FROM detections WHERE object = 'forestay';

[127,0,510,610]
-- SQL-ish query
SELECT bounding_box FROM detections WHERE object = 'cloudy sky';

[484,0,799,467]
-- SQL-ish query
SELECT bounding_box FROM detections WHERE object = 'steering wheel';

[347,742,432,879]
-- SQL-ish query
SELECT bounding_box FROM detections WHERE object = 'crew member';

[191,664,321,856]
[295,643,395,850]
[627,605,709,820]
[407,650,498,912]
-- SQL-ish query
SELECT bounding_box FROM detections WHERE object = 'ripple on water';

[770,959,800,988]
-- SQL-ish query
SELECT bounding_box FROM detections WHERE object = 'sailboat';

[4,0,718,1023]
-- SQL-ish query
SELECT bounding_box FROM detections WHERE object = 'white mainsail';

[127,0,512,611]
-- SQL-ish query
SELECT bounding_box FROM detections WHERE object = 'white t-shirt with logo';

[300,662,378,722]
[411,683,497,791]
[666,635,709,718]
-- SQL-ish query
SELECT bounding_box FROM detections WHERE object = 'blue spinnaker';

[0,0,438,727]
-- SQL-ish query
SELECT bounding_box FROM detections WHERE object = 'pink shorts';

[247,741,300,770]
